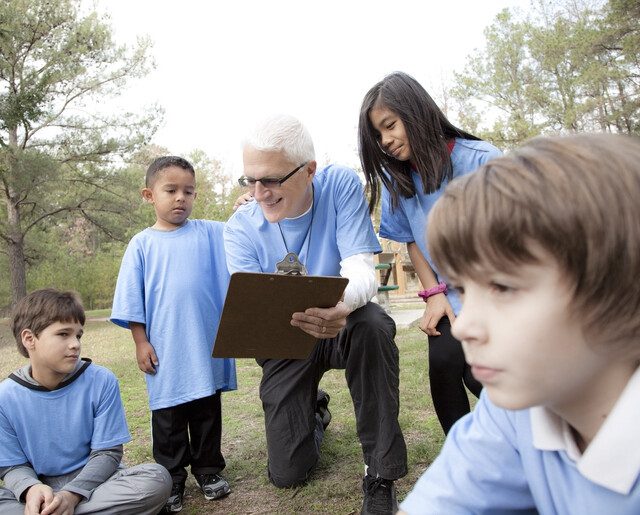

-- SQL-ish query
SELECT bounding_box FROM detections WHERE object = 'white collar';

[530,366,640,495]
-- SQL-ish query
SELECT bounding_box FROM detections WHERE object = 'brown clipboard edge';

[212,272,349,360]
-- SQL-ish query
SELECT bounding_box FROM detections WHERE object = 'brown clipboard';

[212,272,349,359]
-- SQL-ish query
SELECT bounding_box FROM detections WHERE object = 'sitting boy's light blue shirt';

[400,367,640,514]
[379,139,501,314]
[0,362,130,476]
[224,165,381,275]
[110,220,237,411]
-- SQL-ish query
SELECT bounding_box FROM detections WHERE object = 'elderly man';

[224,114,407,515]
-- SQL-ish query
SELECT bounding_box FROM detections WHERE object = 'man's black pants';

[257,302,407,488]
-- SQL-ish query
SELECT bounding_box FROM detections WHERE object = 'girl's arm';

[407,242,455,336]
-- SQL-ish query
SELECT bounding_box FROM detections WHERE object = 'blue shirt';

[400,380,640,515]
[0,362,130,476]
[110,219,237,410]
[224,165,381,275]
[379,139,501,314]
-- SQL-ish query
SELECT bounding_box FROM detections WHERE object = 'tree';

[450,0,640,147]
[188,149,241,222]
[452,9,544,147]
[0,0,161,306]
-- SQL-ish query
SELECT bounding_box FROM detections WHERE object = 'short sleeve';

[223,211,262,274]
[379,186,414,243]
[110,239,146,329]
[400,393,537,514]
[334,170,381,259]
[90,372,131,450]
[0,407,27,467]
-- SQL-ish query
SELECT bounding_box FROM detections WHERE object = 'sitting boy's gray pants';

[0,463,171,514]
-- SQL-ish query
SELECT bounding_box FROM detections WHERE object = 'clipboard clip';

[275,252,308,276]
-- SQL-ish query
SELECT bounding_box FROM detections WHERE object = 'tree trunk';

[5,196,27,306]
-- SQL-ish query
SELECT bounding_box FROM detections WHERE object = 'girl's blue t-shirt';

[379,138,502,314]
[224,165,381,275]
[0,363,130,476]
[110,219,237,410]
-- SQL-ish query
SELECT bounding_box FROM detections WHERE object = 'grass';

[0,317,445,514]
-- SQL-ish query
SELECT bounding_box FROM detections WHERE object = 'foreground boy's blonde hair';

[11,288,86,358]
[428,133,640,353]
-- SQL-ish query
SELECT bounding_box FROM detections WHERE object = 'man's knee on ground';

[268,462,313,489]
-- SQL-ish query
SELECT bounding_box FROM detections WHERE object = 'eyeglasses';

[238,162,308,189]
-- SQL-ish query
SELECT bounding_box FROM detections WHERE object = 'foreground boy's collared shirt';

[531,366,640,495]
[400,366,640,514]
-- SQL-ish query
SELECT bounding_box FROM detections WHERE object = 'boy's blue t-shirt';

[379,138,502,314]
[110,219,237,411]
[224,164,381,275]
[0,362,130,476]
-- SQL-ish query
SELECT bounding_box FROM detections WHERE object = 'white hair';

[242,114,315,164]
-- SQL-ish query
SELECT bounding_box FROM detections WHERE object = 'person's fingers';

[40,496,60,515]
[138,355,156,375]
[290,318,340,338]
[292,312,344,331]
[419,313,441,337]
[445,307,456,325]
[149,348,159,367]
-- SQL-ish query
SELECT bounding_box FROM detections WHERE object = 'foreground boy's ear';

[21,329,36,351]
[141,188,154,203]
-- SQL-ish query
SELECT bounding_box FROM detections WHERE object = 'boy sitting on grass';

[399,133,640,514]
[0,288,171,514]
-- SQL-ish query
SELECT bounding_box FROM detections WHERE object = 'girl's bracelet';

[417,282,447,302]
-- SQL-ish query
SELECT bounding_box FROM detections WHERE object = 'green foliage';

[0,0,162,304]
[451,0,640,147]
[188,149,239,222]
[26,240,126,310]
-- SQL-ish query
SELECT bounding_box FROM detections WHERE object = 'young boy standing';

[399,133,640,514]
[110,156,237,513]
[0,289,172,515]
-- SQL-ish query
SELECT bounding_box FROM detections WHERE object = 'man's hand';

[135,340,159,374]
[291,301,350,338]
[418,293,455,337]
[24,483,54,515]
[40,490,82,515]
[233,192,254,210]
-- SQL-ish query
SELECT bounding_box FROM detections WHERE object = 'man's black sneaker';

[316,389,331,430]
[195,473,231,500]
[163,482,185,513]
[361,474,398,515]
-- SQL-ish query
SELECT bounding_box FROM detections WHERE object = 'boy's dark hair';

[358,71,480,213]
[428,133,640,354]
[145,156,195,187]
[11,289,86,358]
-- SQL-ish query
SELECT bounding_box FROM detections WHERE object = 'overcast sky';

[96,0,531,175]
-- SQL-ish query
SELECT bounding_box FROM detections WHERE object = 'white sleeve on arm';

[340,253,377,312]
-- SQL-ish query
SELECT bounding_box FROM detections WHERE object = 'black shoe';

[316,389,331,430]
[163,482,185,513]
[361,475,398,515]
[195,473,231,500]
